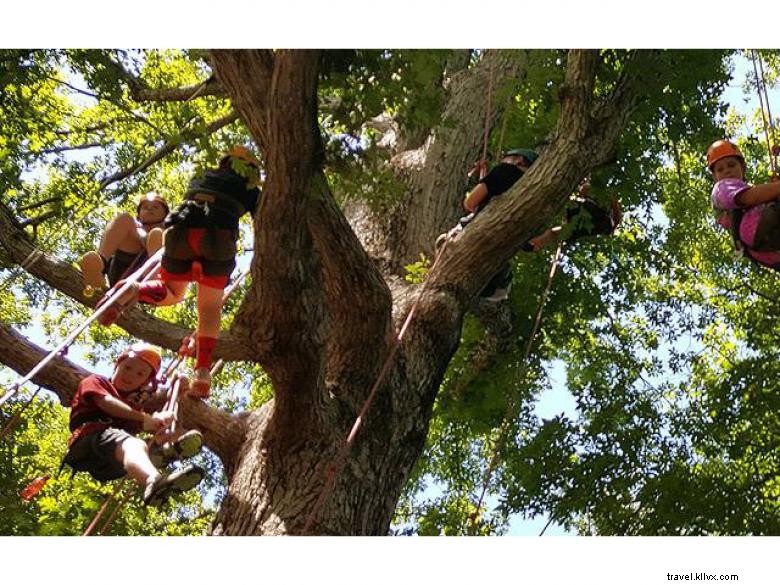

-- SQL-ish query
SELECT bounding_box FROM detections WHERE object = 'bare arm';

[93,394,173,431]
[463,183,489,213]
[736,182,780,207]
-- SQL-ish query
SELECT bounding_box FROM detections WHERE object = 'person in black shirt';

[439,148,620,302]
[97,147,262,398]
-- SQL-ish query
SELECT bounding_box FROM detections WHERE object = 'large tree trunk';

[0,49,650,535]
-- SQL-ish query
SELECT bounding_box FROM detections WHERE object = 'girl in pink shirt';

[707,139,780,270]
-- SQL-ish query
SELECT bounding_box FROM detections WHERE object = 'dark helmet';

[503,148,539,166]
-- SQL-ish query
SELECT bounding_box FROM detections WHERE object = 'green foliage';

[4,49,780,536]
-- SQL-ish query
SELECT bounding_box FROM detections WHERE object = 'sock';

[137,281,168,304]
[195,336,217,370]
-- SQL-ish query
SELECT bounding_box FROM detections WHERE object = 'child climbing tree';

[3,48,780,537]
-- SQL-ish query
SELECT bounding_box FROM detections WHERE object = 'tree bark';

[1,49,648,536]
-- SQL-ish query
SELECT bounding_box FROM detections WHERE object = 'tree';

[2,48,778,535]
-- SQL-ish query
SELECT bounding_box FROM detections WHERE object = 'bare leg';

[115,436,159,487]
[98,213,145,258]
[196,284,224,339]
[190,284,224,398]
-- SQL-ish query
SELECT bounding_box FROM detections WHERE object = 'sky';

[2,49,777,538]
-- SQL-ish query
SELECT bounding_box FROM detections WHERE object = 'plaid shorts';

[63,427,133,482]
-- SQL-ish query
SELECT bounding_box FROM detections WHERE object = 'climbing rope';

[301,236,455,534]
[750,50,778,176]
[0,250,163,408]
[82,478,127,536]
[467,244,563,535]
[0,385,43,441]
[479,61,496,180]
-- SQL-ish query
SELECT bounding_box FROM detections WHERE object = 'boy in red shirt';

[64,343,204,507]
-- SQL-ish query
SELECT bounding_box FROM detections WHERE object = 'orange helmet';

[116,343,162,374]
[223,145,260,169]
[136,192,169,217]
[706,139,745,170]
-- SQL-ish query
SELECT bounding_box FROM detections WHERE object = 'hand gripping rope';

[0,250,164,409]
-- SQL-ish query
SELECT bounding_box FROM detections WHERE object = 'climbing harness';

[467,244,563,535]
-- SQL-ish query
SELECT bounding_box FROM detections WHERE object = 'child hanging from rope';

[63,343,205,507]
[79,193,169,294]
[439,148,621,301]
[97,147,262,398]
[707,139,780,270]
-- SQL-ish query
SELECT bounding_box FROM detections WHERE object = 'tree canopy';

[1,49,779,536]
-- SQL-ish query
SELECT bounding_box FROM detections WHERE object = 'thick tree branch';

[0,323,247,466]
[307,172,394,412]
[0,202,251,361]
[0,323,87,406]
[209,50,274,148]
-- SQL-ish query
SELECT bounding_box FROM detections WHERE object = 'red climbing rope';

[0,385,43,441]
[467,244,563,535]
[750,50,778,176]
[0,249,163,408]
[83,479,126,536]
[301,237,454,534]
[479,61,496,180]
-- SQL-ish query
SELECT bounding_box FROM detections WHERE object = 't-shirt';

[69,374,143,435]
[478,163,525,209]
[711,178,780,267]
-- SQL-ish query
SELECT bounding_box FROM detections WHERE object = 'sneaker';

[188,368,212,399]
[483,285,511,303]
[142,464,205,508]
[79,251,107,293]
[145,227,164,257]
[96,280,139,326]
[149,430,204,468]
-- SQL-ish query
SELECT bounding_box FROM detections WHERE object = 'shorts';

[566,199,614,242]
[159,225,237,289]
[63,427,133,482]
[106,250,146,287]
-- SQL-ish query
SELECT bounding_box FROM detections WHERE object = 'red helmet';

[706,140,745,170]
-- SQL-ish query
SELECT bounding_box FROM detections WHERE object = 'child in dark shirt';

[97,147,262,399]
[444,148,620,301]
